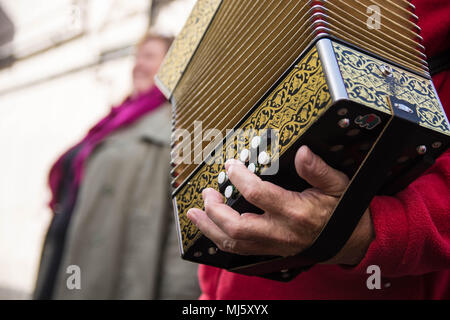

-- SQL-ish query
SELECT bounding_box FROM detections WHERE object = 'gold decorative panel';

[156,0,222,97]
[333,42,450,135]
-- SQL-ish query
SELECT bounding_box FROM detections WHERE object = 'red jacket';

[198,0,450,300]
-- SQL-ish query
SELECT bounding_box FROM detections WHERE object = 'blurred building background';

[0,0,195,299]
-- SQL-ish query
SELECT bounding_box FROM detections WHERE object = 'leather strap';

[428,48,450,76]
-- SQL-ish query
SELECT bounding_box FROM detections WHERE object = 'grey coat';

[39,104,200,299]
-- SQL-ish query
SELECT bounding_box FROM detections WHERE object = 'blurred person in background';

[33,33,200,300]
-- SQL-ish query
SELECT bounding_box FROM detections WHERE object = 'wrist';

[322,208,375,265]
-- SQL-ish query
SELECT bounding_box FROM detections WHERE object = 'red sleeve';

[345,69,450,276]
[412,0,450,57]
[343,0,450,279]
[197,265,222,300]
[350,151,450,277]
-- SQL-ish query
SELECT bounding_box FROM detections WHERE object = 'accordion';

[155,0,450,281]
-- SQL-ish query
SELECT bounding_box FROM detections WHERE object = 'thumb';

[295,145,349,197]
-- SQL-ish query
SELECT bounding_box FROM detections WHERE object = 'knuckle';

[225,222,244,239]
[296,209,322,231]
[282,233,303,256]
[315,161,330,179]
[286,198,309,222]
[219,238,237,253]
[336,172,350,189]
[285,206,304,222]
[299,189,322,206]
[292,211,308,226]
[244,185,262,203]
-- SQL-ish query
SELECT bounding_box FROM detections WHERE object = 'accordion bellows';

[156,0,450,281]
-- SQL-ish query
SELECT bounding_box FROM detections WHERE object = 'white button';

[338,118,350,128]
[240,149,250,162]
[224,185,234,199]
[248,163,256,173]
[251,136,261,149]
[218,171,227,184]
[258,151,270,165]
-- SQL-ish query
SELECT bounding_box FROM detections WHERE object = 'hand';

[187,146,375,265]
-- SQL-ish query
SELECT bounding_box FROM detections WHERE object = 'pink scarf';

[48,86,167,212]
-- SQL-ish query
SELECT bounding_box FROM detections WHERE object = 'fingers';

[187,207,229,243]
[294,145,349,197]
[184,145,350,258]
[202,187,224,206]
[224,159,294,214]
[201,188,273,241]
[187,205,286,256]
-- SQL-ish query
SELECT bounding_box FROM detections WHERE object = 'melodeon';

[156,0,450,281]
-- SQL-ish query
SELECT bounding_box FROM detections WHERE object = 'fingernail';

[226,165,233,176]
[202,188,214,204]
[301,146,313,166]
[187,209,197,223]
[225,159,241,171]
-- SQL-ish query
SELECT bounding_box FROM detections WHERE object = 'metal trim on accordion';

[156,0,450,282]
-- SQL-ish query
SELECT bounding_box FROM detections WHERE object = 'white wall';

[0,0,196,299]
[0,0,147,298]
